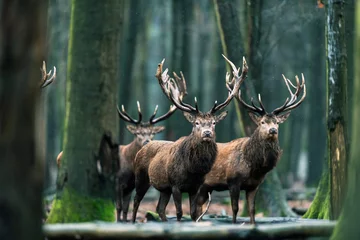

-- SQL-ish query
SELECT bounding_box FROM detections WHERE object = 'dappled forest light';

[0,0,359,239]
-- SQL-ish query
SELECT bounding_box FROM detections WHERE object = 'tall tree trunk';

[214,0,296,217]
[331,2,360,238]
[0,0,47,239]
[326,0,348,220]
[304,0,348,220]
[306,10,326,187]
[118,0,141,145]
[45,0,71,192]
[46,0,122,223]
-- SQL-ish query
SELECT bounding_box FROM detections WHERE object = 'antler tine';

[136,101,143,123]
[149,104,177,124]
[173,71,188,99]
[116,103,141,124]
[257,94,267,112]
[272,73,307,115]
[237,90,266,115]
[211,55,248,113]
[40,61,56,88]
[156,58,198,114]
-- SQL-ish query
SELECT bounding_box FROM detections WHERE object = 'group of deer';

[41,54,306,225]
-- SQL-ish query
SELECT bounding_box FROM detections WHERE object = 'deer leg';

[190,186,208,221]
[156,191,171,221]
[131,183,150,223]
[116,182,123,222]
[172,187,183,221]
[229,185,240,224]
[246,187,259,225]
[122,192,132,222]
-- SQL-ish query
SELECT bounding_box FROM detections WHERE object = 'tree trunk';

[326,0,348,220]
[118,0,141,145]
[46,0,122,223]
[214,0,296,218]
[306,12,326,187]
[304,0,348,220]
[331,2,360,237]
[0,0,47,239]
[45,0,71,192]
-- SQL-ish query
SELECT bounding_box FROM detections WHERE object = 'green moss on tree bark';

[303,171,330,219]
[330,1,360,238]
[47,187,115,223]
[304,0,348,221]
[47,0,122,223]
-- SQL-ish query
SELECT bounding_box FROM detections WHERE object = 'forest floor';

[44,187,315,222]
[127,199,312,223]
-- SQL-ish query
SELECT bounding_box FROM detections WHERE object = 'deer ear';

[183,112,195,122]
[277,112,291,123]
[248,112,261,124]
[215,111,228,122]
[126,125,137,134]
[152,126,165,134]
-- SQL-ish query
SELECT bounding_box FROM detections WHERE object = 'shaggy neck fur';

[175,134,217,175]
[243,128,282,176]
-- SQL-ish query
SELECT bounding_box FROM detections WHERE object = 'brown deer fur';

[131,56,247,223]
[116,124,165,222]
[194,74,306,224]
[116,101,178,222]
[132,111,227,222]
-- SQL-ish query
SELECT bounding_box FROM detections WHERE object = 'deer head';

[237,74,306,140]
[117,101,179,146]
[156,55,248,142]
[40,61,56,88]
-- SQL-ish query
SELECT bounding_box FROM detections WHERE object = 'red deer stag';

[116,99,183,222]
[131,56,248,223]
[194,73,306,224]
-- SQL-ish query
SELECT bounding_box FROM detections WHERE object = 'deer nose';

[269,128,277,135]
[203,130,212,137]
[143,139,150,146]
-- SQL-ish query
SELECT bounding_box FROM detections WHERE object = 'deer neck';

[176,134,218,175]
[244,128,281,173]
[122,139,142,162]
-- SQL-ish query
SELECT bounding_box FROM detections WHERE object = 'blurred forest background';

[43,0,354,194]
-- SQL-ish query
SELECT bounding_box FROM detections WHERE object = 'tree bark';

[331,2,360,238]
[326,0,348,220]
[46,0,122,223]
[45,0,71,192]
[0,0,47,239]
[214,0,296,218]
[304,0,348,220]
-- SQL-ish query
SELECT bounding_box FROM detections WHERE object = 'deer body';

[195,74,306,224]
[116,103,176,222]
[131,56,248,223]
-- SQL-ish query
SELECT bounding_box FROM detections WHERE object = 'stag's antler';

[210,55,248,114]
[40,61,56,88]
[272,73,306,115]
[149,104,177,124]
[117,101,142,124]
[237,73,306,116]
[156,59,198,114]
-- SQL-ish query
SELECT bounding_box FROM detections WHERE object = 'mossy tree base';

[47,187,115,223]
[303,171,330,219]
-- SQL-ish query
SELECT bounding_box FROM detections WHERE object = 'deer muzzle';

[201,130,213,141]
[269,128,277,135]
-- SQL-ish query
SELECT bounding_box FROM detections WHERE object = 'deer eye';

[212,121,216,125]
[261,121,265,124]
[195,121,200,126]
